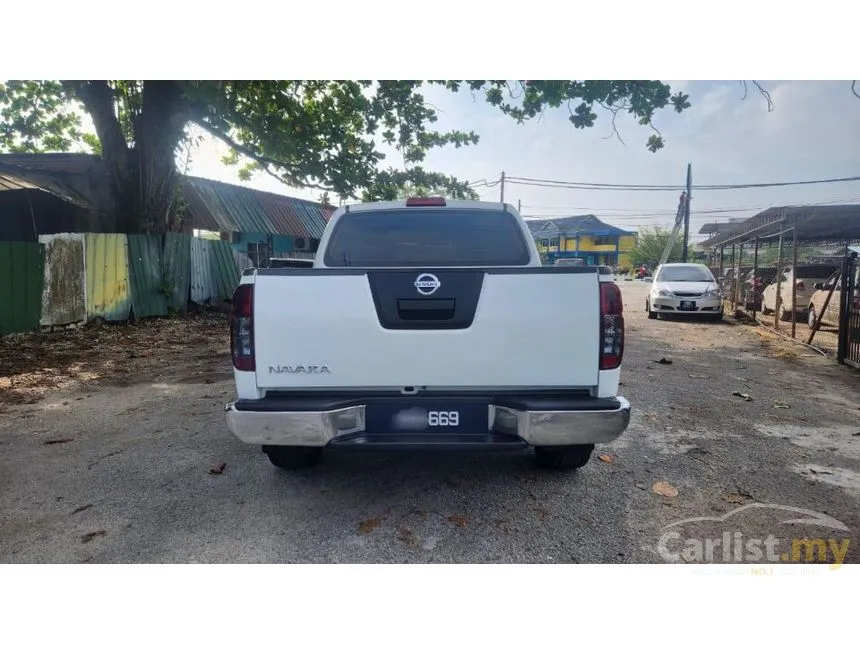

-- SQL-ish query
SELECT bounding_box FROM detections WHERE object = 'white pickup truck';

[225,197,631,471]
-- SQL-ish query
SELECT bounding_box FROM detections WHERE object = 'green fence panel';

[162,233,191,312]
[210,240,241,301]
[0,241,44,335]
[127,234,168,319]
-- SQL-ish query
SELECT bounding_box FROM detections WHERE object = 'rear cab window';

[323,208,531,267]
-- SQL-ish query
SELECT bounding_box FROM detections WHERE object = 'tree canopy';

[628,225,699,266]
[0,80,691,231]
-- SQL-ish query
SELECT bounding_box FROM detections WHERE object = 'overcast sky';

[185,81,860,240]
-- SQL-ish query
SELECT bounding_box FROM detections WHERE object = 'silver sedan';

[646,263,724,321]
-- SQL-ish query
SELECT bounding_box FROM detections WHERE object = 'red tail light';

[406,197,446,207]
[600,281,624,370]
[796,281,806,291]
[231,284,255,371]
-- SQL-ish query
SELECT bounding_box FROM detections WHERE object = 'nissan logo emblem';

[414,273,441,296]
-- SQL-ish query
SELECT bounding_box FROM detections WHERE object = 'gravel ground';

[1,281,858,564]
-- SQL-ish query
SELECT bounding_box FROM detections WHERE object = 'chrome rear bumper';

[225,396,631,448]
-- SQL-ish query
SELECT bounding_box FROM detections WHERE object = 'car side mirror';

[813,282,825,290]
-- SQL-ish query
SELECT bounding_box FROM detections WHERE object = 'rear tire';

[807,306,817,330]
[263,446,322,470]
[779,304,792,322]
[534,444,594,471]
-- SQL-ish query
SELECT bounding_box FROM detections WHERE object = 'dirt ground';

[0,312,229,409]
[1,281,858,564]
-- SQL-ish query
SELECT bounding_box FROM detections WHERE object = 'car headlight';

[657,289,672,297]
[706,286,722,298]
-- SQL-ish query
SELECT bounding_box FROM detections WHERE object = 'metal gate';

[838,248,860,368]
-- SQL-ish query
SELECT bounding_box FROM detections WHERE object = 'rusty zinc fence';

[39,234,87,328]
[1,233,246,336]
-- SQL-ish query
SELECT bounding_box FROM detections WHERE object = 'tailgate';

[252,268,601,390]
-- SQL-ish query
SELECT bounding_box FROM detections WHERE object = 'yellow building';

[527,215,636,268]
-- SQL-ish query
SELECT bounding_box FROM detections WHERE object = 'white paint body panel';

[252,270,601,390]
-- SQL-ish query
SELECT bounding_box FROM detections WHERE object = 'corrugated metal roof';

[701,204,860,248]
[528,215,634,237]
[0,154,336,239]
[183,176,334,238]
[289,200,328,239]
[0,155,115,214]
[253,191,308,238]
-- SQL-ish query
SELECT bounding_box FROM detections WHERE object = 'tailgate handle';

[397,298,455,321]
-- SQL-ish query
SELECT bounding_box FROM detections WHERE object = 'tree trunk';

[63,81,141,232]
[65,80,188,234]
[135,81,188,233]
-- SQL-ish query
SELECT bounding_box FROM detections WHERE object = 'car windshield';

[324,208,531,267]
[657,265,714,282]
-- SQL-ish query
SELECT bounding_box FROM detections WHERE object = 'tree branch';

[62,81,130,169]
[193,118,330,192]
[751,81,774,112]
[597,100,626,145]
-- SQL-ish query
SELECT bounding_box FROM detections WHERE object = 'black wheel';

[646,299,657,319]
[534,444,594,471]
[778,304,792,322]
[807,306,817,330]
[263,446,322,470]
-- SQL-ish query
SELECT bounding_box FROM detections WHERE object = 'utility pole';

[500,171,506,204]
[681,163,692,262]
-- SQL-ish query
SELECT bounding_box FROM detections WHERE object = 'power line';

[468,175,501,188]
[503,174,860,192]
[520,195,860,219]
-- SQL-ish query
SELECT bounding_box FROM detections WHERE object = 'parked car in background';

[646,263,723,321]
[740,267,778,310]
[807,273,843,330]
[761,265,839,321]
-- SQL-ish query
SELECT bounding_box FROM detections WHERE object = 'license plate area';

[364,398,490,435]
[679,300,696,311]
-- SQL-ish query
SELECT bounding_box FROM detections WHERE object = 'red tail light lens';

[406,197,446,207]
[231,284,255,371]
[796,281,806,291]
[600,282,624,370]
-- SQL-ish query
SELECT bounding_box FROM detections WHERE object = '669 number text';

[427,411,460,427]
